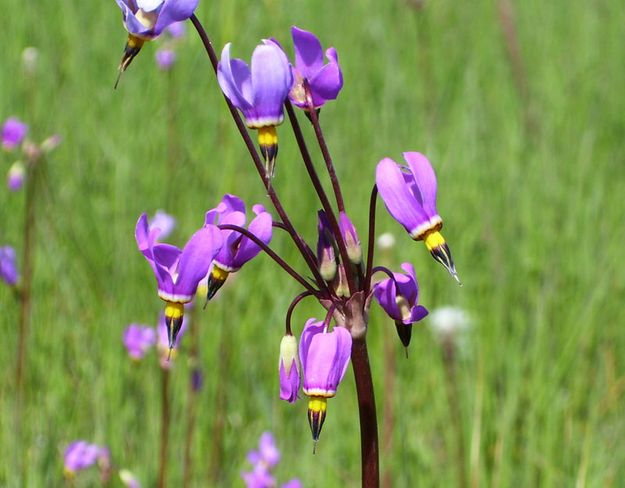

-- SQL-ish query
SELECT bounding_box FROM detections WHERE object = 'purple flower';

[373,262,428,348]
[217,40,293,177]
[7,161,25,192]
[299,319,352,441]
[217,41,293,129]
[135,213,222,348]
[155,48,176,70]
[149,209,176,240]
[376,152,459,282]
[166,21,186,38]
[115,0,197,40]
[289,26,343,109]
[242,465,276,488]
[0,246,19,285]
[63,441,105,475]
[247,432,281,468]
[204,194,272,300]
[279,334,300,403]
[2,117,28,151]
[123,324,156,359]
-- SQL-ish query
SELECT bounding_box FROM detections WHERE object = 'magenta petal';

[376,157,429,236]
[292,26,324,77]
[1,117,28,150]
[403,151,439,218]
[373,277,400,321]
[258,432,280,467]
[174,225,223,299]
[300,320,352,396]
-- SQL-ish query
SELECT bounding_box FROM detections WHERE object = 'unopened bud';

[316,210,337,281]
[7,161,25,192]
[279,334,300,403]
[41,134,62,153]
[338,212,362,265]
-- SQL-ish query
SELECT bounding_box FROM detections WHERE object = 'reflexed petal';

[153,0,198,35]
[299,319,324,374]
[231,208,272,269]
[250,42,292,125]
[376,157,429,236]
[292,26,324,77]
[403,151,439,218]
[373,278,400,321]
[137,0,163,11]
[309,48,343,105]
[135,214,176,295]
[396,262,418,304]
[410,304,429,323]
[217,44,253,111]
[174,224,223,298]
[119,6,156,37]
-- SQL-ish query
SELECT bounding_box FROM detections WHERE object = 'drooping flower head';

[135,213,222,349]
[217,41,293,178]
[63,441,107,477]
[373,262,428,349]
[376,152,460,283]
[204,194,272,300]
[289,26,343,110]
[299,319,352,442]
[123,324,156,360]
[0,246,19,286]
[338,211,362,265]
[2,117,28,151]
[114,0,198,84]
[278,334,300,403]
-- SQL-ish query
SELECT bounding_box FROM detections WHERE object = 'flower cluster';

[114,8,462,480]
[241,432,302,488]
[63,441,110,479]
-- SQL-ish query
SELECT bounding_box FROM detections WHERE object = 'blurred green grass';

[1,0,625,486]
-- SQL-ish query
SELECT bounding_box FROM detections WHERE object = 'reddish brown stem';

[157,369,171,488]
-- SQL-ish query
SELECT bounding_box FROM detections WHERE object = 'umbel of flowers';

[114,3,460,485]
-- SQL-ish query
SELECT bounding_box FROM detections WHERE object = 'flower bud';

[316,210,337,281]
[338,212,362,265]
[41,134,62,153]
[7,161,25,192]
[279,334,300,403]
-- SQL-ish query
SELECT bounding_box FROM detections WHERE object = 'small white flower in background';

[22,47,39,74]
[428,306,471,343]
[119,469,141,488]
[376,232,396,250]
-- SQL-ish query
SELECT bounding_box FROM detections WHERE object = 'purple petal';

[153,0,198,35]
[217,44,253,111]
[376,158,429,237]
[230,207,272,269]
[281,480,303,488]
[166,20,186,38]
[300,321,352,396]
[1,117,28,150]
[0,246,19,285]
[402,152,439,218]
[258,432,280,467]
[64,441,100,472]
[299,319,325,375]
[123,324,156,359]
[155,48,176,70]
[292,26,324,78]
[309,47,343,105]
[135,214,177,297]
[249,41,292,127]
[174,225,223,299]
[373,278,400,321]
[410,304,429,323]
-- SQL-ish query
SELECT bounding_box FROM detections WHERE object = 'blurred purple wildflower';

[166,21,186,38]
[149,209,176,240]
[0,246,19,285]
[63,441,107,475]
[156,48,176,70]
[2,117,28,151]
[241,432,301,488]
[123,324,157,360]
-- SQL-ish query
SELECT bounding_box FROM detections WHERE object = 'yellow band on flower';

[423,230,446,252]
[308,396,328,414]
[165,301,184,319]
[258,126,278,147]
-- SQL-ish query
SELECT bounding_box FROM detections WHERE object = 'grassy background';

[1,0,625,486]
